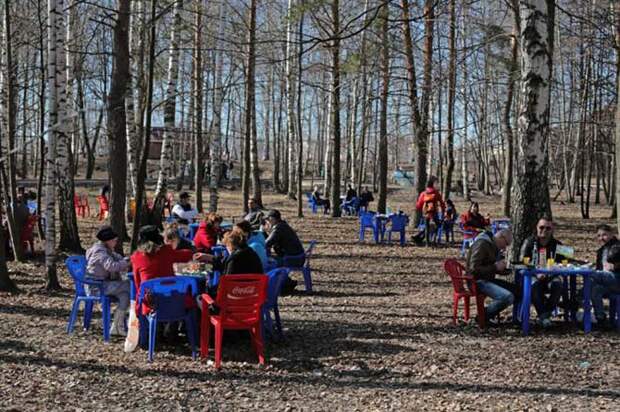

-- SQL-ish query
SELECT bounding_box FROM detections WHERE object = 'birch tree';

[377,2,389,214]
[511,0,555,260]
[209,1,225,212]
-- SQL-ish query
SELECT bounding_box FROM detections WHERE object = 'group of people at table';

[84,192,305,338]
[417,176,620,330]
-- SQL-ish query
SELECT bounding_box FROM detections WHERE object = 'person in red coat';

[460,202,490,239]
[193,212,223,253]
[130,225,194,315]
[415,176,446,247]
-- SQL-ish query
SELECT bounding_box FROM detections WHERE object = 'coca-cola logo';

[232,286,256,295]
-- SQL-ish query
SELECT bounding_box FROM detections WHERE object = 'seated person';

[194,227,264,298]
[443,199,457,243]
[590,244,620,328]
[171,192,198,225]
[130,225,194,315]
[345,184,357,202]
[595,224,619,270]
[193,212,223,253]
[467,229,518,324]
[460,202,490,238]
[235,220,269,269]
[520,217,564,328]
[163,224,194,251]
[244,196,264,230]
[265,209,305,267]
[311,185,330,214]
[26,191,38,214]
[415,176,445,247]
[359,186,374,209]
[85,226,130,336]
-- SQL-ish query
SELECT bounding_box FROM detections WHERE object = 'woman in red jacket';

[415,176,445,247]
[130,225,194,315]
[460,202,490,239]
[193,212,223,253]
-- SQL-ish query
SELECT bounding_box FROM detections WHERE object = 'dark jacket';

[266,220,304,258]
[360,190,374,206]
[345,188,357,202]
[212,246,264,275]
[596,237,620,270]
[466,232,500,281]
[519,236,563,264]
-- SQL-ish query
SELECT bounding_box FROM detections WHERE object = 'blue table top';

[517,266,603,276]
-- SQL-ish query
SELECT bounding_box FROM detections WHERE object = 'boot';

[110,308,127,336]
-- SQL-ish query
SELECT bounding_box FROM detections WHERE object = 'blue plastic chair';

[188,223,200,240]
[491,219,512,235]
[359,211,377,242]
[417,216,441,244]
[209,245,230,288]
[66,256,115,342]
[137,276,199,362]
[340,197,361,216]
[305,193,318,214]
[280,241,317,292]
[386,214,409,246]
[262,268,290,340]
[460,224,478,257]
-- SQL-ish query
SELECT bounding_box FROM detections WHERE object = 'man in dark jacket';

[595,224,619,270]
[466,229,516,322]
[265,209,305,267]
[359,186,374,209]
[590,243,620,328]
[519,217,564,328]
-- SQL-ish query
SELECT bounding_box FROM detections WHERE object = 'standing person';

[466,229,518,324]
[359,186,374,209]
[311,185,331,214]
[171,192,198,225]
[519,217,564,328]
[460,202,490,237]
[345,184,357,202]
[193,212,223,253]
[415,176,446,247]
[443,199,458,243]
[85,226,131,336]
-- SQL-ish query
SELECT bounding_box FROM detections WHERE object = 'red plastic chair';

[444,258,486,328]
[74,194,85,218]
[200,274,268,369]
[80,194,91,217]
[20,214,38,254]
[96,195,109,221]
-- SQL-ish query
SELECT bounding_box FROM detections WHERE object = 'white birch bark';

[154,0,183,206]
[285,0,296,197]
[209,0,225,212]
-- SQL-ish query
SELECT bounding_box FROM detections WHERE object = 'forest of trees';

[0,0,618,291]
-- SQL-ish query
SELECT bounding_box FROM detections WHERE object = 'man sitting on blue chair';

[590,228,620,329]
[519,217,564,328]
[265,209,304,294]
[359,186,374,210]
[312,185,331,214]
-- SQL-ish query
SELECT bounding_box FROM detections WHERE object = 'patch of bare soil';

[0,187,619,411]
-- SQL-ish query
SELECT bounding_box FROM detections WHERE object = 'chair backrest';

[389,214,409,231]
[265,268,290,309]
[305,192,314,202]
[359,210,375,226]
[215,274,268,324]
[65,255,88,296]
[81,193,90,206]
[351,197,361,209]
[444,259,471,295]
[137,276,198,319]
[211,245,229,258]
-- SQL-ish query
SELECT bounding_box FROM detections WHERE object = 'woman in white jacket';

[85,226,130,336]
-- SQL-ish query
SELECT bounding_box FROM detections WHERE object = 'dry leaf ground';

[1,186,619,411]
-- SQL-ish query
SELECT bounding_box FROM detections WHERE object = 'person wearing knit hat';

[590,243,620,328]
[85,225,131,337]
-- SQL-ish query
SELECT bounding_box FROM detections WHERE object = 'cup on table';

[546,258,554,269]
[523,257,531,265]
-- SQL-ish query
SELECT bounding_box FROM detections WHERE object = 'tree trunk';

[193,0,204,212]
[106,0,130,252]
[330,0,342,218]
[442,0,457,200]
[247,0,261,205]
[511,0,554,261]
[152,0,183,221]
[501,1,520,216]
[377,3,389,214]
[615,2,620,228]
[296,3,305,217]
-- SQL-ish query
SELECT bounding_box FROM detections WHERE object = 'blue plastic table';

[518,266,601,335]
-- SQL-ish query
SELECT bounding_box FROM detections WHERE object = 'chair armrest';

[201,293,215,306]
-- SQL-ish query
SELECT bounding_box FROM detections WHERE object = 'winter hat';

[138,225,164,245]
[96,226,118,242]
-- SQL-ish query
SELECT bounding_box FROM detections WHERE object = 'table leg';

[562,276,569,322]
[583,275,592,334]
[521,272,532,336]
[373,220,379,244]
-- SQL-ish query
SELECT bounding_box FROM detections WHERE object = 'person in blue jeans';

[466,229,518,324]
[590,243,620,328]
